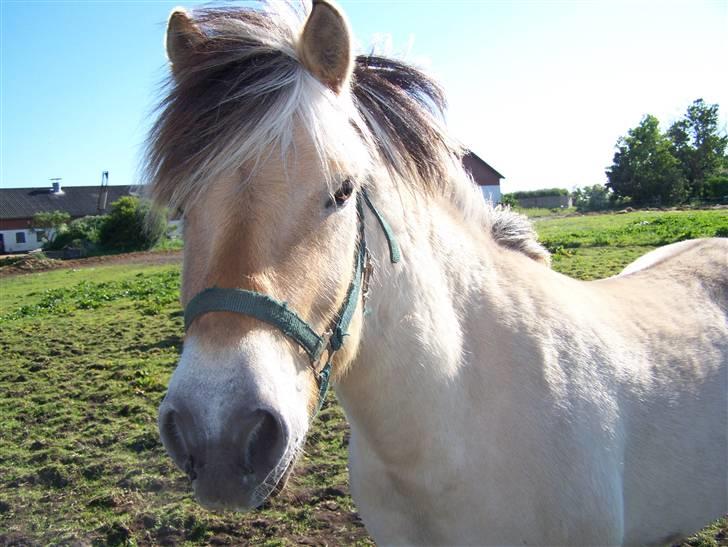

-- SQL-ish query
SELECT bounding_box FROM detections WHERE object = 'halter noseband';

[183,189,400,413]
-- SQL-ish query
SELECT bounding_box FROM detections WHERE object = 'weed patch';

[1,270,179,321]
[535,210,728,250]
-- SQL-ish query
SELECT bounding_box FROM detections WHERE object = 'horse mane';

[144,4,549,264]
[485,205,551,265]
[352,55,461,191]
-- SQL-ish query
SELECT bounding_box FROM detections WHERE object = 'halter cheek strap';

[183,189,399,413]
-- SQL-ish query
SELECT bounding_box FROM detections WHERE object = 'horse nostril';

[159,399,289,498]
[184,455,197,481]
[158,405,191,471]
[242,409,286,479]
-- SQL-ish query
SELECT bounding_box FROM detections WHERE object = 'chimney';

[97,171,109,212]
[98,189,108,211]
[50,178,62,193]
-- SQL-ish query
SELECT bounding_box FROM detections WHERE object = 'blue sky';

[2,0,727,192]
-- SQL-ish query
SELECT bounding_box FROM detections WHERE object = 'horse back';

[603,238,728,332]
[619,237,727,287]
[594,238,727,543]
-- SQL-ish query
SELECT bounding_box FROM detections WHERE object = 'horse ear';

[299,0,353,93]
[166,8,204,71]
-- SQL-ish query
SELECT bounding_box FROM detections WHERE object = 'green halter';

[184,189,399,413]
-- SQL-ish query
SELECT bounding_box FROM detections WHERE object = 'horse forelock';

[144,3,548,263]
[144,4,360,212]
[144,4,461,205]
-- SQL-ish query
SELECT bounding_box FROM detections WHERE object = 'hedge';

[508,188,569,199]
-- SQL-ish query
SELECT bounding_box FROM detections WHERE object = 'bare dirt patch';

[0,250,182,278]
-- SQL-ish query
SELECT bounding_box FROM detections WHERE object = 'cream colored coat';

[154,2,727,545]
[338,189,727,546]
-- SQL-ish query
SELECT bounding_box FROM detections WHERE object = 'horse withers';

[148,1,727,544]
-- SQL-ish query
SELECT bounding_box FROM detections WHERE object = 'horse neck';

[336,181,502,464]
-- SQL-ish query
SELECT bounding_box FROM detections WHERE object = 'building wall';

[0,228,45,253]
[480,185,502,204]
[0,218,32,230]
[463,155,502,186]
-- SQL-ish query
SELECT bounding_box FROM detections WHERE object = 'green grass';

[152,237,184,252]
[513,206,577,218]
[548,245,649,280]
[1,209,726,545]
[534,209,728,279]
[0,266,368,546]
[534,209,728,249]
[0,265,178,317]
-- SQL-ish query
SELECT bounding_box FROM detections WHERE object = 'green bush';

[45,215,107,251]
[31,210,71,245]
[500,194,518,207]
[703,173,728,202]
[99,196,167,251]
[572,184,613,212]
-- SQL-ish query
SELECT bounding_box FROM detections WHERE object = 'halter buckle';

[361,249,373,304]
[312,330,335,374]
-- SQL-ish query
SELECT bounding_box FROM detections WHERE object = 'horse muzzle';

[158,396,290,511]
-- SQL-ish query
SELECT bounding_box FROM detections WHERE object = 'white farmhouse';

[0,182,134,253]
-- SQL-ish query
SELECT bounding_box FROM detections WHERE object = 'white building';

[0,182,134,253]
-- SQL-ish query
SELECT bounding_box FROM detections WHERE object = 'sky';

[1,0,727,193]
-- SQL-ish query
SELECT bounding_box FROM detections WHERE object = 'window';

[35,231,45,242]
[15,232,26,244]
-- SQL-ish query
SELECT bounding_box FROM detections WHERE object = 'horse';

[147,2,727,545]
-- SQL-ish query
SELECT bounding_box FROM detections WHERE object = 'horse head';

[154,1,371,511]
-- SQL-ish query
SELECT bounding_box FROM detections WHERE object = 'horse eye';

[327,178,354,208]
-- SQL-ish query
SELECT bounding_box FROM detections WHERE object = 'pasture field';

[1,209,726,546]
[532,209,728,279]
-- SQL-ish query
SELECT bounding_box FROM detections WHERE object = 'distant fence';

[516,195,573,209]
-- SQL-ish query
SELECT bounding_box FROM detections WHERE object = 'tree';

[31,210,71,245]
[500,194,518,207]
[703,173,728,203]
[99,196,166,251]
[571,184,612,212]
[606,115,687,206]
[667,99,728,198]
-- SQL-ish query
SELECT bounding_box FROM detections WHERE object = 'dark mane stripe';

[353,55,459,189]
